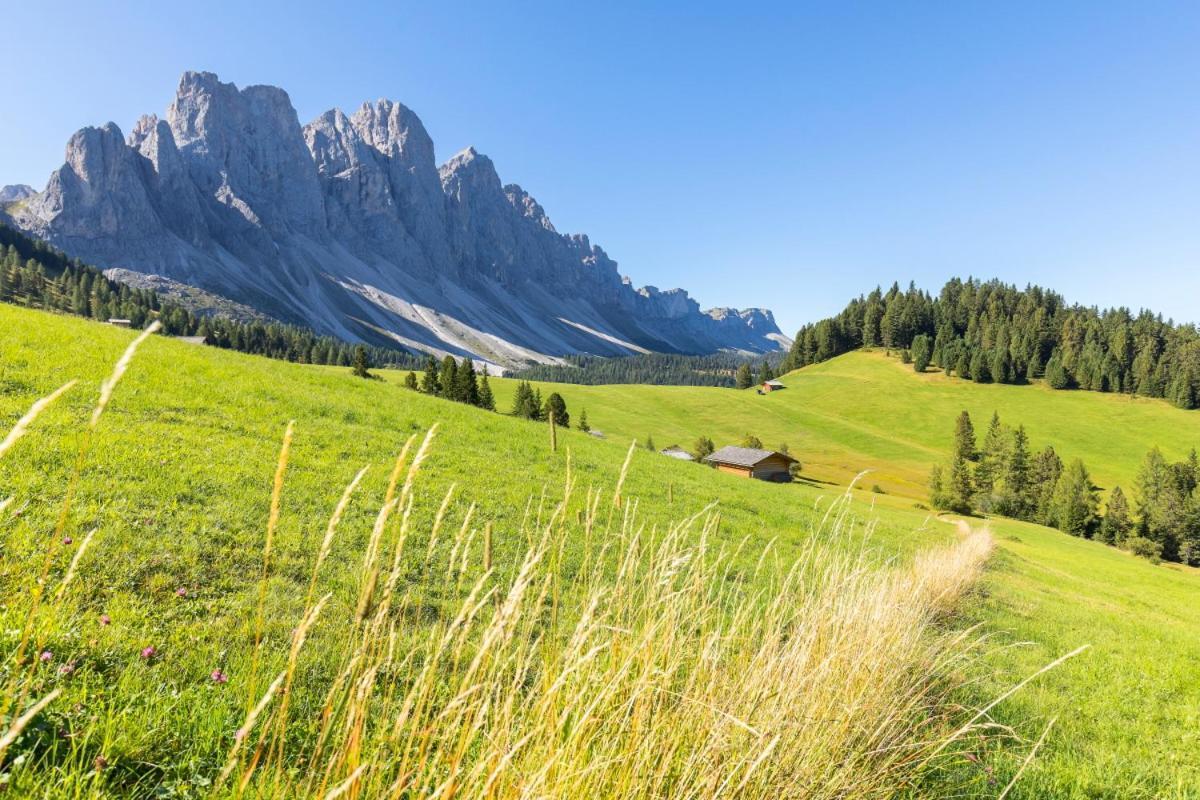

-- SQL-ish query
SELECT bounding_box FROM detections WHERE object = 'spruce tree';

[693,436,716,462]
[455,359,480,406]
[645,435,656,451]
[975,412,1005,496]
[954,411,977,462]
[740,433,763,449]
[911,334,932,372]
[760,362,775,382]
[577,408,590,432]
[351,345,371,379]
[1031,445,1064,525]
[947,454,974,514]
[1044,349,1070,389]
[1100,486,1133,545]
[440,357,459,401]
[735,363,754,389]
[421,356,441,395]
[999,425,1032,518]
[1049,459,1098,537]
[477,368,496,411]
[403,371,418,390]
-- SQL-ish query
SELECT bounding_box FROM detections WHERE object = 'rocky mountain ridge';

[7,71,787,369]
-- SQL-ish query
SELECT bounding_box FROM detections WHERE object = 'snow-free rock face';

[0,184,34,204]
[10,71,788,368]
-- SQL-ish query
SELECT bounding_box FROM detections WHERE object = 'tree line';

[399,356,497,411]
[0,221,424,370]
[511,351,785,388]
[929,410,1199,564]
[781,278,1200,409]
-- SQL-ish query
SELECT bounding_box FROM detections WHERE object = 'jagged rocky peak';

[0,184,35,203]
[10,69,787,366]
[504,184,556,232]
[351,99,435,162]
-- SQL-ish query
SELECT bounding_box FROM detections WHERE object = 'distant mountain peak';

[9,70,786,367]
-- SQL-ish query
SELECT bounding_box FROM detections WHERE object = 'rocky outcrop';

[9,71,788,368]
[0,185,34,204]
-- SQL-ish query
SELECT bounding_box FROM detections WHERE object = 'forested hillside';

[510,351,784,387]
[783,279,1200,408]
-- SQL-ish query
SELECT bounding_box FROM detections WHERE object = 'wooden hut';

[703,446,797,482]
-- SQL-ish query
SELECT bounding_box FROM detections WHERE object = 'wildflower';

[210,669,228,684]
[39,650,53,662]
[99,613,111,626]
[141,646,157,660]
[175,587,187,597]
[234,728,247,741]
[59,661,77,676]
[63,536,73,545]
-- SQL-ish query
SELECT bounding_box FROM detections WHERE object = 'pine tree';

[477,368,496,411]
[947,454,974,514]
[735,363,754,389]
[997,424,1032,518]
[1049,459,1098,537]
[760,362,775,382]
[440,357,459,401]
[455,359,480,406]
[403,371,418,390]
[954,411,977,462]
[911,334,932,372]
[693,436,716,462]
[975,412,1005,496]
[421,356,441,395]
[351,345,371,379]
[1031,445,1064,525]
[544,392,569,428]
[510,381,540,419]
[577,408,590,432]
[1100,486,1133,545]
[1045,349,1070,389]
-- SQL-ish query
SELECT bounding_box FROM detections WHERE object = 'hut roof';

[703,446,797,468]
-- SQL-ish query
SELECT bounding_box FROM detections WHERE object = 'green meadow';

[483,350,1200,503]
[2,303,1198,797]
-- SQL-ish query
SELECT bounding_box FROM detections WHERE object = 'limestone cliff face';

[11,71,787,367]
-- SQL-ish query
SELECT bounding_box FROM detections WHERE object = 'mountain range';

[2,71,787,370]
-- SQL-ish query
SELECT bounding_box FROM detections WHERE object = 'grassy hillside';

[4,305,1198,797]
[379,352,1200,798]
[482,350,1200,501]
[2,305,1011,798]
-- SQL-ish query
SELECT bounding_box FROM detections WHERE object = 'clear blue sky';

[3,1,1198,333]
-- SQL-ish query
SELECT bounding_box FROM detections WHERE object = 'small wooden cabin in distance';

[704,446,797,482]
[761,379,786,393]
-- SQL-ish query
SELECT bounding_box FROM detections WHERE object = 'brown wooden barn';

[703,446,797,481]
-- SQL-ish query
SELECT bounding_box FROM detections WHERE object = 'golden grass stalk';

[218,670,286,788]
[0,379,77,461]
[247,422,294,710]
[55,526,98,597]
[0,688,62,765]
[90,321,162,430]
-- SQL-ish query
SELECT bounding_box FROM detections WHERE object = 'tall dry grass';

[0,327,1057,799]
